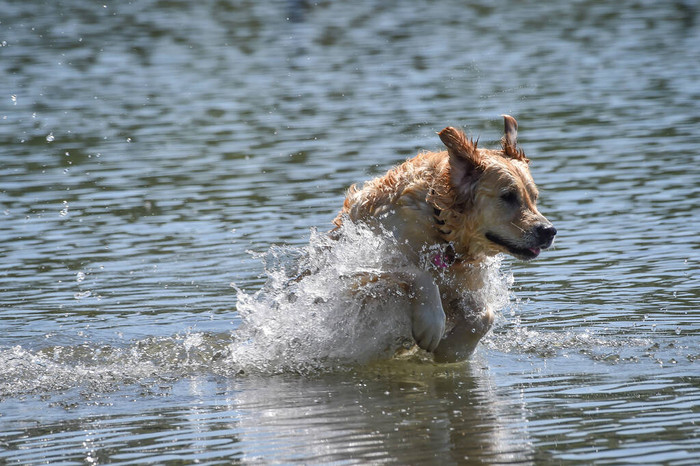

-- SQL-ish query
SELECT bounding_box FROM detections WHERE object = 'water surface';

[1,0,699,463]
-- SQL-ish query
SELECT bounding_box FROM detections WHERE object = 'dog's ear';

[503,114,518,148]
[438,126,483,191]
[501,114,529,163]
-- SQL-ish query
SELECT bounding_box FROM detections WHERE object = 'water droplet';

[675,327,681,335]
[74,290,92,300]
[59,200,69,217]
[46,132,55,142]
[76,271,86,283]
[10,94,17,104]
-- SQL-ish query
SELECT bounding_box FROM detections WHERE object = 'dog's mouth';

[485,232,543,260]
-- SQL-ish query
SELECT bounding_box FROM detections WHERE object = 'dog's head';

[433,116,556,261]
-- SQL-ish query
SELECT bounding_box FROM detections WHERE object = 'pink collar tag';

[432,253,450,269]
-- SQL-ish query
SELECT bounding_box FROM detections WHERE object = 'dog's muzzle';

[485,222,557,260]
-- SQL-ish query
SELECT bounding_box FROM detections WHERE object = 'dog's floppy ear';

[438,126,483,191]
[501,114,529,163]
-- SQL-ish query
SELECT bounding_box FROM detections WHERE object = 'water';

[1,0,699,463]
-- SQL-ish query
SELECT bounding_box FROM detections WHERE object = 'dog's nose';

[535,224,557,247]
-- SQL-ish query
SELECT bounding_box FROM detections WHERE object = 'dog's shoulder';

[334,150,447,225]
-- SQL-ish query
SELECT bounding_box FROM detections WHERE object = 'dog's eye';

[500,190,519,205]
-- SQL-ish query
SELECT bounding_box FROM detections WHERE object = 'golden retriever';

[332,116,556,362]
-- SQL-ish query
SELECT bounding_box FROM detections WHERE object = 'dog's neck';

[432,206,488,266]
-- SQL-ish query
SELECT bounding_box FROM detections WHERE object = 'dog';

[331,115,556,362]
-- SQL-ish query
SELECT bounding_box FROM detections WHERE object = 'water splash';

[227,223,513,373]
[484,319,655,362]
[2,225,664,398]
[0,223,517,398]
[0,332,231,398]
[228,224,413,373]
[0,228,667,400]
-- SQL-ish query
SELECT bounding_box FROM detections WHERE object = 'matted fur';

[332,116,556,362]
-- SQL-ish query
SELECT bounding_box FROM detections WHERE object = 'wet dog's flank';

[333,116,556,362]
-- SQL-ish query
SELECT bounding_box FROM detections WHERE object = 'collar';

[432,207,456,268]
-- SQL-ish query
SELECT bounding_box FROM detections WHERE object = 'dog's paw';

[412,303,445,352]
[409,272,446,353]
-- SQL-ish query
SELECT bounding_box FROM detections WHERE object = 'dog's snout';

[535,224,557,247]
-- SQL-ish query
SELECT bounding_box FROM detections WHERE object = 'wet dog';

[332,116,556,362]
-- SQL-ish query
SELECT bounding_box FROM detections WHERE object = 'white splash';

[227,222,513,373]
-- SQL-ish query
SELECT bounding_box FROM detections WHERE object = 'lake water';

[1,0,699,463]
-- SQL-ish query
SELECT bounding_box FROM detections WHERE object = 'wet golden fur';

[332,116,556,362]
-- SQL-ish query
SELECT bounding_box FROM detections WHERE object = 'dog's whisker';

[510,222,526,233]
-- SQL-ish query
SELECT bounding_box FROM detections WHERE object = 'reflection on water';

[2,360,535,464]
[3,352,697,464]
[231,363,535,464]
[1,0,699,463]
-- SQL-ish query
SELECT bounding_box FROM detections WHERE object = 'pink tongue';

[529,247,541,256]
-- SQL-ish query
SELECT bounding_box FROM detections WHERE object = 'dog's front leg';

[432,306,494,363]
[410,271,445,352]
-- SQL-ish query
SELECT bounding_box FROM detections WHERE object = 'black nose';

[535,224,557,247]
